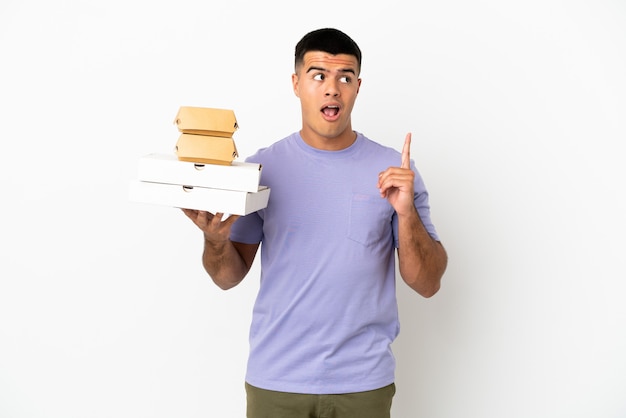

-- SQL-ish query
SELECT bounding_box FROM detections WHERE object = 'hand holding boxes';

[129,106,270,216]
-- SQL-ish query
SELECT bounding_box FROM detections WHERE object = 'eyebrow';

[306,66,356,75]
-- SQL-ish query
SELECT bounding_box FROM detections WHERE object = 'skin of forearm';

[397,207,448,297]
[202,238,248,290]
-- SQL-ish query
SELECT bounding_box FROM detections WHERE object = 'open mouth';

[322,105,339,117]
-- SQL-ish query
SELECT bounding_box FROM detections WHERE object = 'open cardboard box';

[137,153,262,193]
[175,133,238,165]
[174,106,238,137]
[129,180,270,216]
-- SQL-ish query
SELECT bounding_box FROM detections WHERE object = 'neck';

[299,129,357,151]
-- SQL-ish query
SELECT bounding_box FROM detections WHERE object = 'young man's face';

[292,51,361,150]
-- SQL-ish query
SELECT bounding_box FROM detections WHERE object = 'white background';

[1,1,625,417]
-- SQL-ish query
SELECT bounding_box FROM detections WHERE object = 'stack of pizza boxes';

[129,106,270,216]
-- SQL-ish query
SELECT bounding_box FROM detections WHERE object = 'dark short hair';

[294,28,362,73]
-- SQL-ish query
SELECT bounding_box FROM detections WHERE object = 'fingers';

[182,208,241,230]
[181,208,199,220]
[401,132,411,169]
[376,133,415,204]
[378,167,414,193]
[221,213,241,228]
[181,208,208,227]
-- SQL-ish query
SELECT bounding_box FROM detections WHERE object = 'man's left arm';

[396,206,447,297]
[377,133,448,297]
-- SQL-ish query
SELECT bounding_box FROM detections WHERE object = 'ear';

[292,73,300,97]
[356,78,362,95]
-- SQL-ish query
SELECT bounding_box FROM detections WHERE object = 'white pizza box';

[128,180,270,216]
[137,153,262,193]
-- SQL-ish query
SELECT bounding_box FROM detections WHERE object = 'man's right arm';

[202,239,259,290]
[182,209,259,290]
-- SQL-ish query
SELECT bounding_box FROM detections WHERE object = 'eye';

[313,73,325,81]
[339,76,351,84]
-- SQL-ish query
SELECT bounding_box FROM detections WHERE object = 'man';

[182,27,447,418]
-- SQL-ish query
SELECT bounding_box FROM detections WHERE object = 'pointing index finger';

[401,132,411,169]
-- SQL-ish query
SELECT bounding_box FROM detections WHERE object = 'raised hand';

[377,133,415,216]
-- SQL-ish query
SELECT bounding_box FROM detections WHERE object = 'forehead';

[301,51,359,73]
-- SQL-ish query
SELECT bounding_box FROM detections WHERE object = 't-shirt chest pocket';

[348,193,393,246]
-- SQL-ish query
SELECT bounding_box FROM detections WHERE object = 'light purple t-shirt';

[230,131,439,394]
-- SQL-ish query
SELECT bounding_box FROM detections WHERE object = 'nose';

[324,79,340,97]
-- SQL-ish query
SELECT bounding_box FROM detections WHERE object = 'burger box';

[138,153,262,193]
[128,180,270,216]
[174,106,238,137]
[175,133,238,165]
